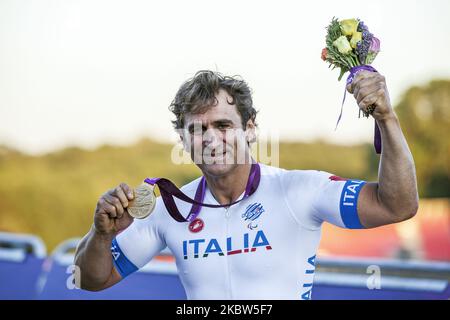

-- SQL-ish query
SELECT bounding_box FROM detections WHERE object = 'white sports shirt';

[111,163,367,300]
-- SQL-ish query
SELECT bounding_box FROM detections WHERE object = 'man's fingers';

[346,84,353,94]
[120,183,134,201]
[353,77,384,100]
[358,91,381,111]
[348,71,378,94]
[104,194,124,217]
[354,70,377,83]
[114,186,129,208]
[97,183,135,220]
[354,78,383,104]
[98,198,118,218]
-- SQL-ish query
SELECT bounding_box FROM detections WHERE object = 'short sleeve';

[311,172,367,229]
[281,169,366,230]
[110,197,167,278]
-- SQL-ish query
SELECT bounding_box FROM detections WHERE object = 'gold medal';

[127,183,156,219]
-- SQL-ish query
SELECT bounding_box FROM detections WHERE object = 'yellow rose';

[333,36,352,54]
[340,19,359,36]
[350,32,362,49]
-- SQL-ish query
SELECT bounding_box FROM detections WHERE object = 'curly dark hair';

[169,70,257,129]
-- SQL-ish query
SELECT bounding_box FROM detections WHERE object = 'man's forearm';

[74,226,116,290]
[376,113,419,220]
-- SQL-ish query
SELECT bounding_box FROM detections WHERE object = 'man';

[74,70,418,299]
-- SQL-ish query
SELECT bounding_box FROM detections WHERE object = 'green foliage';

[395,80,450,197]
[0,79,448,250]
[279,141,374,179]
[325,17,362,80]
[0,139,373,250]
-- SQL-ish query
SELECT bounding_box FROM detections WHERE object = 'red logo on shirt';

[329,175,348,181]
[189,218,204,233]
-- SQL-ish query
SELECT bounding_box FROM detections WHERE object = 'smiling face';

[181,89,255,177]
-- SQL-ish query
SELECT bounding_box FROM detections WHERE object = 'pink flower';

[366,37,380,64]
[369,37,380,53]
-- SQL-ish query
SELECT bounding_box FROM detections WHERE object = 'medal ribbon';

[144,162,261,222]
[336,65,382,154]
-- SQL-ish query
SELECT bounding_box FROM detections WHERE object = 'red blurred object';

[153,199,450,263]
[321,48,328,61]
[318,199,450,261]
[328,175,348,181]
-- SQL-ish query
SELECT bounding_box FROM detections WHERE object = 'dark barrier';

[313,256,450,299]
[1,234,448,299]
[0,232,47,299]
[36,239,186,300]
[36,238,450,300]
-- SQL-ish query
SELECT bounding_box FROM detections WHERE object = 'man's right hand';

[94,183,135,236]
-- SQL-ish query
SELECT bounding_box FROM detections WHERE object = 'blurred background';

[0,0,449,299]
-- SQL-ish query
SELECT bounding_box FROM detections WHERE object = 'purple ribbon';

[336,65,382,154]
[144,162,261,223]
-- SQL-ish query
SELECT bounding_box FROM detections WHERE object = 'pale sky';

[1,0,450,154]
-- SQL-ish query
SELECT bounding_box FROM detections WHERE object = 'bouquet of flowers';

[322,17,382,153]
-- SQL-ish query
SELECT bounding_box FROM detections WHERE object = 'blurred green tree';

[395,80,450,197]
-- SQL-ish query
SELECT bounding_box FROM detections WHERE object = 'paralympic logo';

[242,203,265,230]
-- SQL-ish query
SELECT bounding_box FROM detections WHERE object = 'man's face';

[181,89,255,177]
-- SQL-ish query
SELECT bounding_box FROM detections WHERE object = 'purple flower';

[356,20,374,64]
[369,37,380,53]
[366,37,380,64]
